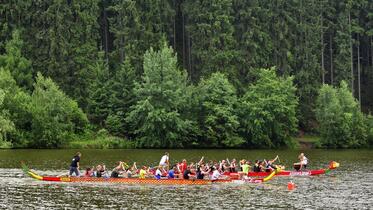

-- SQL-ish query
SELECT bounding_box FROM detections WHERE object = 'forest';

[0,0,372,149]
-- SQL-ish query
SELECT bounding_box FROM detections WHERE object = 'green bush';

[196,72,243,147]
[366,115,373,146]
[238,67,298,148]
[28,73,88,148]
[105,114,123,136]
[316,81,368,148]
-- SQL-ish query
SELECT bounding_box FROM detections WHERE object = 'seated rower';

[293,153,308,171]
[139,166,148,179]
[111,161,125,178]
[210,167,228,180]
[95,164,109,178]
[229,159,237,173]
[219,160,230,173]
[155,166,162,180]
[196,164,210,180]
[125,162,137,178]
[168,166,176,179]
[264,155,279,172]
[183,166,194,179]
[84,167,94,177]
[252,160,261,172]
[239,160,250,179]
[179,159,188,175]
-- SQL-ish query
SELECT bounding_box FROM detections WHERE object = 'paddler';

[252,160,260,172]
[69,152,81,177]
[139,166,148,179]
[239,160,250,179]
[264,155,279,172]
[183,166,193,179]
[210,167,228,180]
[293,153,308,171]
[155,166,162,180]
[111,161,126,178]
[179,159,187,175]
[168,166,176,179]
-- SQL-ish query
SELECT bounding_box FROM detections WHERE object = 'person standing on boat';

[69,152,81,177]
[159,152,169,170]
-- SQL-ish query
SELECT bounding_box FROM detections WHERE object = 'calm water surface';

[0,149,372,209]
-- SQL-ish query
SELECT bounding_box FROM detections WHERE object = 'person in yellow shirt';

[139,166,147,179]
[239,160,251,179]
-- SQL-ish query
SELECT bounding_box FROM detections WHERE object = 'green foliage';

[367,115,373,146]
[106,60,136,135]
[0,89,15,146]
[108,0,174,74]
[28,73,88,148]
[1,0,373,149]
[316,81,367,148]
[126,43,192,148]
[183,0,238,81]
[239,68,298,148]
[0,30,33,90]
[0,69,30,147]
[197,72,243,147]
[87,55,111,126]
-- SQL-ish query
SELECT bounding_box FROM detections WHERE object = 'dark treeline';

[0,0,372,148]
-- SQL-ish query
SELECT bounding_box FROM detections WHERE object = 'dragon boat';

[244,161,340,177]
[22,164,280,185]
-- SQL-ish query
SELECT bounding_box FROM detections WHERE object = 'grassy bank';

[63,129,135,149]
[292,135,321,149]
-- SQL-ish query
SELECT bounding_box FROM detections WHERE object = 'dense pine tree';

[1,0,373,148]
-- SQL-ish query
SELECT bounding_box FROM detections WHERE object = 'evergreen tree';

[108,0,141,64]
[0,30,33,90]
[126,44,191,148]
[183,0,237,82]
[232,0,272,92]
[106,60,136,136]
[334,1,353,86]
[87,54,111,126]
[21,0,100,108]
[108,0,174,75]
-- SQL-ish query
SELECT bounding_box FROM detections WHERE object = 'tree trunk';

[371,36,373,74]
[321,15,325,84]
[173,0,176,49]
[188,30,192,79]
[182,2,186,70]
[104,8,109,63]
[119,36,124,63]
[357,34,361,106]
[330,34,333,85]
[349,12,354,94]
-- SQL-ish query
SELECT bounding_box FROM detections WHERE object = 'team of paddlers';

[68,152,309,180]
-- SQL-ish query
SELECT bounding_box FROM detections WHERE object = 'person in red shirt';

[178,159,187,177]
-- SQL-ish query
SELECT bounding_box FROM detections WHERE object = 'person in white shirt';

[159,152,169,170]
[211,167,222,181]
[294,153,308,171]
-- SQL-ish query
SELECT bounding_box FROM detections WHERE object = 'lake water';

[0,149,372,209]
